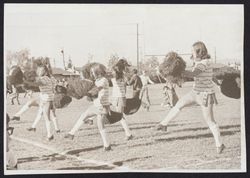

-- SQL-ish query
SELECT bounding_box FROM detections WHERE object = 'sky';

[4,4,244,68]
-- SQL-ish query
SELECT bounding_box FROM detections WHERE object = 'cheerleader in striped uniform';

[24,65,59,141]
[155,42,225,154]
[111,69,133,140]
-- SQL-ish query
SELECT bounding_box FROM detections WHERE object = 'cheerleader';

[24,65,59,140]
[111,68,133,140]
[155,42,225,154]
[65,65,112,150]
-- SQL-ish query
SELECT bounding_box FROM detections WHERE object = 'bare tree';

[107,53,119,71]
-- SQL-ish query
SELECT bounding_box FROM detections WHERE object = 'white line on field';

[10,136,129,170]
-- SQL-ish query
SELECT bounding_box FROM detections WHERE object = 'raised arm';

[182,63,204,78]
[182,68,203,78]
[23,78,44,87]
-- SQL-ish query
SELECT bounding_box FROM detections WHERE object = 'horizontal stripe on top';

[111,78,126,97]
[193,60,215,93]
[39,76,55,102]
[94,77,110,107]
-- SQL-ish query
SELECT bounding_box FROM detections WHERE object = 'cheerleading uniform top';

[94,77,110,107]
[192,59,215,94]
[38,76,56,102]
[111,78,126,98]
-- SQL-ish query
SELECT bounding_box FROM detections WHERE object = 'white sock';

[44,119,52,138]
[209,123,222,147]
[14,105,30,117]
[99,129,109,147]
[160,107,180,126]
[120,118,132,137]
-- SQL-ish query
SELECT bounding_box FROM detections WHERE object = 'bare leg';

[145,87,150,105]
[16,91,20,105]
[14,98,39,117]
[31,106,43,128]
[160,91,195,126]
[69,105,96,135]
[201,104,222,147]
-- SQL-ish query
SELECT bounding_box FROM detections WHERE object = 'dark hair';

[44,66,51,77]
[91,63,106,78]
[37,65,51,78]
[132,69,138,74]
[112,65,124,80]
[191,41,211,59]
[115,70,124,80]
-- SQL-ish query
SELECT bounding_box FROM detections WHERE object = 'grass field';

[6,82,244,172]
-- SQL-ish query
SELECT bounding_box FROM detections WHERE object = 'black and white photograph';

[4,4,245,174]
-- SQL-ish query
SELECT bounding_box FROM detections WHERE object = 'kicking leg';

[27,106,43,131]
[67,105,96,136]
[12,98,39,121]
[157,91,196,130]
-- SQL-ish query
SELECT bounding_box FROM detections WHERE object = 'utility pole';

[136,23,139,72]
[61,49,66,70]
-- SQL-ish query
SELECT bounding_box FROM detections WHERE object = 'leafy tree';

[6,49,30,71]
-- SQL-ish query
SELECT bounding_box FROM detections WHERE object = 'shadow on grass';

[65,143,121,156]
[18,153,67,164]
[65,146,103,155]
[130,129,240,148]
[113,156,152,166]
[57,165,115,170]
[171,124,240,133]
[156,129,240,142]
[82,123,194,137]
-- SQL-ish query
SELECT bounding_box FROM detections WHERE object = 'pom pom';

[105,110,123,124]
[22,70,40,91]
[220,73,240,99]
[8,66,23,85]
[53,93,72,109]
[124,97,142,115]
[159,52,186,83]
[66,78,94,99]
